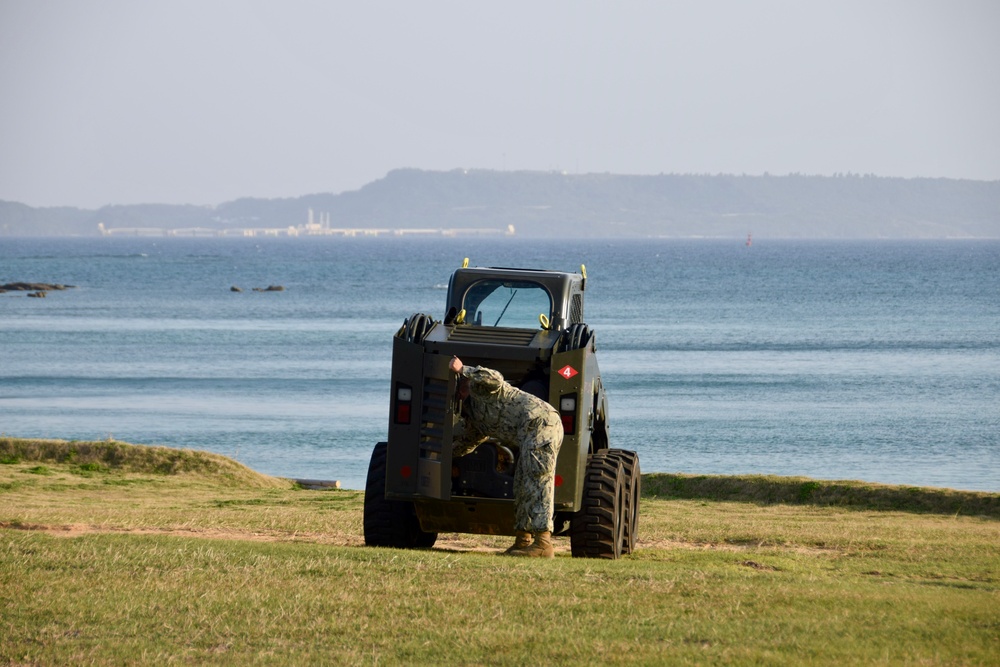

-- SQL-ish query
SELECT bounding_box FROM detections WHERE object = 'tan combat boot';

[503,531,532,554]
[506,531,554,558]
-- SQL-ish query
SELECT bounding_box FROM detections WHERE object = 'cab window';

[462,280,552,328]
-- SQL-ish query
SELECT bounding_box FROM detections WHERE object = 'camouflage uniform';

[454,366,564,533]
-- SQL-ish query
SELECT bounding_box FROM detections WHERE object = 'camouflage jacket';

[453,366,558,454]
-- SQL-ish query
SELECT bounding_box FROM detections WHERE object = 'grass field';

[2,437,998,665]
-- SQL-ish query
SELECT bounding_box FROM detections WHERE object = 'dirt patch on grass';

[0,521,576,553]
[636,536,838,556]
[1,521,365,545]
[3,521,831,556]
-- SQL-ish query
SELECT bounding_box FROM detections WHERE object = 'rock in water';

[1,282,75,292]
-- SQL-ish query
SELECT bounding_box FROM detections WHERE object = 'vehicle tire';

[363,442,437,549]
[570,451,626,559]
[607,449,640,554]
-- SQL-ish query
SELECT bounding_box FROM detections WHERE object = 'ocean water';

[1,236,997,492]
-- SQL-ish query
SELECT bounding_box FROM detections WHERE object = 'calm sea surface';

[2,237,997,491]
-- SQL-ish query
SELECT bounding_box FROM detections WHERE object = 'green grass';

[2,438,998,666]
[644,472,1000,518]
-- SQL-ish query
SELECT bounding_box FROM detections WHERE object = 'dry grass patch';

[2,439,998,665]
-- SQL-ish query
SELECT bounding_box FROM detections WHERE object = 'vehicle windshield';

[461,280,552,328]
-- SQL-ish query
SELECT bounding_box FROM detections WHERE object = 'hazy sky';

[2,1,998,209]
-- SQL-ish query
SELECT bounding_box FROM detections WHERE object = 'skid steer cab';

[363,260,640,559]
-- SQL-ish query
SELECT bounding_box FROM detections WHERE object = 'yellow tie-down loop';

[462,257,469,268]
[455,309,466,325]
[539,313,550,329]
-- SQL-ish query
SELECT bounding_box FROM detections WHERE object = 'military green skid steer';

[363,260,640,559]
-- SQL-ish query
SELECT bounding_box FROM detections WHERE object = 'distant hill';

[3,169,998,238]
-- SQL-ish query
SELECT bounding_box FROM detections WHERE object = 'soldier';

[449,355,564,558]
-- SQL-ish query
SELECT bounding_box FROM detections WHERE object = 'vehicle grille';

[447,327,539,346]
[420,377,449,456]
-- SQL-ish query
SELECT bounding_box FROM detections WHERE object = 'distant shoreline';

[4,169,998,238]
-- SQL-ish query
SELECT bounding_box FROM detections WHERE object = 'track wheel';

[607,449,641,554]
[363,442,437,549]
[570,451,626,559]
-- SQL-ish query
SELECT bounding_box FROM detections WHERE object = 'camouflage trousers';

[513,411,564,534]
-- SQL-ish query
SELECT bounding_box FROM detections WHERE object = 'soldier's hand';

[449,356,463,374]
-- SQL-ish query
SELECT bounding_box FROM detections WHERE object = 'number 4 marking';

[558,365,578,379]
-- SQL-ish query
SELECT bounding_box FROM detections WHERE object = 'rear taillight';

[394,384,412,424]
[559,394,576,435]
